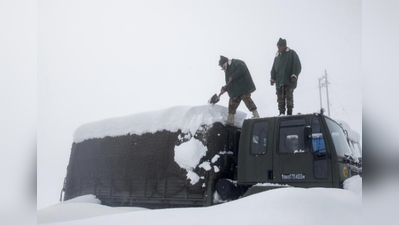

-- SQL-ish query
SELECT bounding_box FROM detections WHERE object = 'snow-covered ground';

[38,176,362,225]
[38,195,147,224]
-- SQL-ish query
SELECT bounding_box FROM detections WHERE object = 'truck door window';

[325,118,352,157]
[312,133,326,154]
[312,117,328,179]
[251,122,268,155]
[279,120,306,154]
[311,117,326,155]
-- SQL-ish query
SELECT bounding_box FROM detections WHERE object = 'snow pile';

[73,105,247,143]
[254,183,291,187]
[38,187,361,225]
[174,138,207,184]
[62,194,101,204]
[344,175,362,195]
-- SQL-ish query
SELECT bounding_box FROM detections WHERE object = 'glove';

[270,80,275,86]
[290,75,297,83]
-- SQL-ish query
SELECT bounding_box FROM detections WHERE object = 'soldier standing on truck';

[270,38,302,116]
[219,55,260,125]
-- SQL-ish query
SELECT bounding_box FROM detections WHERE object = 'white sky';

[38,0,362,209]
[0,1,37,223]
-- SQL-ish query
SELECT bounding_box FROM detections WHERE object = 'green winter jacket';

[225,59,256,98]
[271,48,302,89]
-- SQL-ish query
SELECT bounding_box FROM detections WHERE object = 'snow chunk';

[344,175,362,196]
[174,138,207,185]
[213,166,220,173]
[211,155,220,163]
[73,105,247,143]
[186,170,200,185]
[174,138,207,171]
[198,161,212,171]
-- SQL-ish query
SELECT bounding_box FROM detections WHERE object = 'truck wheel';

[216,179,240,200]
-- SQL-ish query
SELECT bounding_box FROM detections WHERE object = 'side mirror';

[304,126,312,140]
[304,126,312,151]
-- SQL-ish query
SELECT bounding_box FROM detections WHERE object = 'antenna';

[318,70,331,116]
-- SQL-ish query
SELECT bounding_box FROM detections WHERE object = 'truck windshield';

[349,140,362,158]
[353,142,362,156]
[325,118,352,157]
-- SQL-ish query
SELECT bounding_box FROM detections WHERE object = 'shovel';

[208,80,231,105]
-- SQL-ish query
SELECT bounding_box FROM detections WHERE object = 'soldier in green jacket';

[270,38,302,116]
[219,55,260,125]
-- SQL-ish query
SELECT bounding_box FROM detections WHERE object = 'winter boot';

[252,110,260,119]
[226,114,234,126]
[287,108,293,116]
[279,110,285,116]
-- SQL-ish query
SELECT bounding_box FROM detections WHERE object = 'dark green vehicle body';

[63,113,361,208]
[235,114,360,197]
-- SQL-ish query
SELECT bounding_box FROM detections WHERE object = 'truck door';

[272,117,332,187]
[237,119,274,184]
[310,116,333,186]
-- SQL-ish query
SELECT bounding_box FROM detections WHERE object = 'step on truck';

[61,106,362,208]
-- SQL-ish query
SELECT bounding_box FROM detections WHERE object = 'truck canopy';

[64,105,244,208]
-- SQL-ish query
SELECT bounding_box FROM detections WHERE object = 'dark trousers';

[228,92,257,114]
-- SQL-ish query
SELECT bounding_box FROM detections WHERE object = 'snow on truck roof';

[73,105,247,143]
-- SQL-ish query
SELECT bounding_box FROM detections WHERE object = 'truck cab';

[233,113,360,196]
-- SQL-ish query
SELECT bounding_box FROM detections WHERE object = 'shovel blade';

[208,94,220,105]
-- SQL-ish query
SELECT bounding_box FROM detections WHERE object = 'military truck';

[62,107,361,209]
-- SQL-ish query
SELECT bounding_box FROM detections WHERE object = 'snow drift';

[38,176,362,225]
